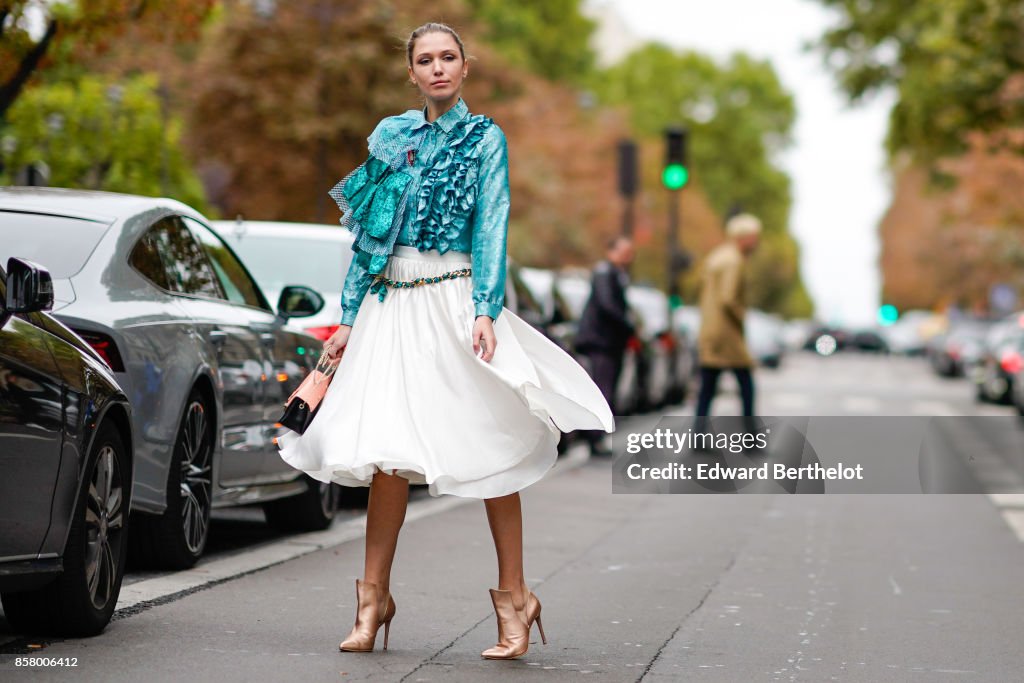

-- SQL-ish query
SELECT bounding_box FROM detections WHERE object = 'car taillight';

[1000,350,1023,375]
[73,329,125,372]
[659,333,676,353]
[626,336,643,353]
[305,325,339,341]
[947,343,961,361]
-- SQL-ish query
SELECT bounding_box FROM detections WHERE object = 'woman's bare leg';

[363,470,409,594]
[484,492,528,609]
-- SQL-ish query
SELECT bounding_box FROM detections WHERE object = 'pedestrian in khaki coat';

[696,214,761,417]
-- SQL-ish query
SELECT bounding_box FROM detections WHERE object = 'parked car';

[1,257,133,635]
[627,285,693,407]
[1011,332,1024,417]
[215,220,354,341]
[0,188,343,570]
[845,327,889,353]
[882,310,942,356]
[971,313,1024,404]
[927,320,990,378]
[745,310,786,369]
[554,270,648,415]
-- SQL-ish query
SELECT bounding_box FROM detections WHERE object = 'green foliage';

[595,44,795,233]
[814,0,1024,160]
[0,0,216,117]
[595,43,811,317]
[0,73,208,211]
[465,0,596,83]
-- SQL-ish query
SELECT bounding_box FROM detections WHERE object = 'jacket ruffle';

[412,115,493,254]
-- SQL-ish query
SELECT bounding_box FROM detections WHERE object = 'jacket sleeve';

[470,125,510,321]
[340,253,372,326]
[591,267,634,337]
[719,259,745,330]
[336,119,391,326]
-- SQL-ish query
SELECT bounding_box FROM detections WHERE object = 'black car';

[1,258,134,636]
[972,315,1024,404]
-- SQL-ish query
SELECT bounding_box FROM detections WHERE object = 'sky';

[591,0,896,326]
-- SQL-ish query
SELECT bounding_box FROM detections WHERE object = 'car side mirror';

[277,285,324,319]
[5,257,54,313]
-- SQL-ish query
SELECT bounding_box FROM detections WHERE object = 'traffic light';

[663,127,689,190]
[617,139,638,197]
[878,304,899,326]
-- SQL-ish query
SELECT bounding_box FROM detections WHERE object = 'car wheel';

[263,475,340,532]
[1,422,130,636]
[131,389,213,569]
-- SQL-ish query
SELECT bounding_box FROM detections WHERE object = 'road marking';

[769,393,811,411]
[998,509,1024,543]
[987,494,1024,543]
[909,400,956,416]
[114,444,591,615]
[840,396,882,413]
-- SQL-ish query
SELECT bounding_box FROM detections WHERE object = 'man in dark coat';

[575,236,636,454]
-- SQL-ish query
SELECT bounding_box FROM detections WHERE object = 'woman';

[277,22,613,661]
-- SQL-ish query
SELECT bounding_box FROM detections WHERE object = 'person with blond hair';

[275,22,613,661]
[695,213,762,417]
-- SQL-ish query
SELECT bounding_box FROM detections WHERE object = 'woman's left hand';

[473,315,497,363]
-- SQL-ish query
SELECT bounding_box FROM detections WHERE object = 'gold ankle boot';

[481,588,547,660]
[338,579,396,652]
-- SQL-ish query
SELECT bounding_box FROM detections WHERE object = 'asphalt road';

[2,352,1023,682]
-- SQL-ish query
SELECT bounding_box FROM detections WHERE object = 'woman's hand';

[473,315,497,363]
[323,325,352,361]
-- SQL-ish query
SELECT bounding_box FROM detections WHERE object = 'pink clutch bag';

[279,353,340,434]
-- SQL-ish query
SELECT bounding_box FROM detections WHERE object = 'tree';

[0,0,215,118]
[464,0,596,84]
[0,73,208,210]
[594,43,812,317]
[814,0,1024,162]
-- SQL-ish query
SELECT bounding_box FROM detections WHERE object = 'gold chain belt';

[368,267,473,301]
[371,267,472,290]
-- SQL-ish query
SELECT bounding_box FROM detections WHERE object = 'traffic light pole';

[667,189,680,302]
[663,127,689,308]
[617,140,638,237]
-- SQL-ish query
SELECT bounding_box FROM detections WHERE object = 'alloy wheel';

[85,445,124,610]
[179,400,213,554]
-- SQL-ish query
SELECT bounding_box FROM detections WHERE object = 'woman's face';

[408,32,466,104]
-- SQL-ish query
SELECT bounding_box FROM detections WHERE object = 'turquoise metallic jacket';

[336,99,509,325]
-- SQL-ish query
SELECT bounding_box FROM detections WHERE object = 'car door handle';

[209,330,227,350]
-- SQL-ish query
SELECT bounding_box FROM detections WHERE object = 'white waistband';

[392,245,471,264]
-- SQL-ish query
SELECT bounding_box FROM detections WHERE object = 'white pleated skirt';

[276,246,614,498]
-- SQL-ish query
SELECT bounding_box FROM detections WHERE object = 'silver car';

[213,220,354,342]
[0,188,340,570]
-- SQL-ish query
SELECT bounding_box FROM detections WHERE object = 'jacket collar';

[412,98,468,133]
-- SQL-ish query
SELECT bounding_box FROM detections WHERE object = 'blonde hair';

[726,213,762,238]
[406,23,466,66]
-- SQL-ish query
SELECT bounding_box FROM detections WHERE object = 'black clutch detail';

[278,354,338,435]
[279,399,322,435]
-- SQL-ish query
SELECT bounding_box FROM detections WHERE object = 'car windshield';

[627,289,669,335]
[222,234,349,295]
[0,211,112,278]
[556,277,590,319]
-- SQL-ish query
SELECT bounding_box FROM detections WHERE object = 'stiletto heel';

[481,587,547,660]
[338,579,396,652]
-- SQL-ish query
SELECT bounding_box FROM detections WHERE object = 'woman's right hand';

[323,325,352,361]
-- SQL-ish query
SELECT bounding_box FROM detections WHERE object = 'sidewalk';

[6,456,1024,682]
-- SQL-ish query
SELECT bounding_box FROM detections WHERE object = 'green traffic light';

[878,304,899,326]
[662,163,689,190]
